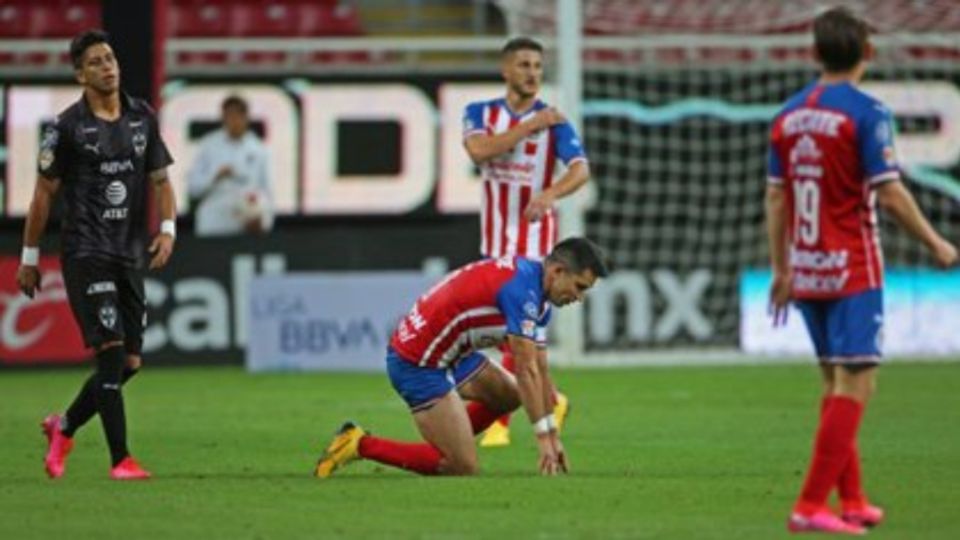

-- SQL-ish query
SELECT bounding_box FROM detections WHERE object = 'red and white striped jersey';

[463,97,588,261]
[390,257,551,368]
[768,81,901,299]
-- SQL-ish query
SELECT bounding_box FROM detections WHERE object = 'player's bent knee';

[444,455,480,476]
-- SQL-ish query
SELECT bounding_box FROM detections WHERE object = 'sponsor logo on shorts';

[99,303,118,330]
[86,281,117,295]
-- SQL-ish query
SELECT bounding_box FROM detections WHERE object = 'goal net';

[497,0,960,359]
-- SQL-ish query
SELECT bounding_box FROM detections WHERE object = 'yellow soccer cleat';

[553,392,571,434]
[479,421,511,448]
[314,421,365,478]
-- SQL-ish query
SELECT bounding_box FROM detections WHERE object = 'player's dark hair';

[502,37,544,57]
[813,7,871,73]
[70,30,110,69]
[546,237,609,278]
[221,95,249,115]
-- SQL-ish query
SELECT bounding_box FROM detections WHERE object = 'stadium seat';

[168,0,232,37]
[0,3,31,38]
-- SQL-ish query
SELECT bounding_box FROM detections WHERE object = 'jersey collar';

[77,91,137,121]
[500,96,543,119]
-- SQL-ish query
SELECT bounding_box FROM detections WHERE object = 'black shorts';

[62,256,146,355]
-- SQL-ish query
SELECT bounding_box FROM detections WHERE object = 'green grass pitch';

[1,362,959,539]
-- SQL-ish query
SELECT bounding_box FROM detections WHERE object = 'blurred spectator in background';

[187,95,273,237]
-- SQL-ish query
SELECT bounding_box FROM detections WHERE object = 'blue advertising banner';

[740,268,960,357]
[247,272,434,372]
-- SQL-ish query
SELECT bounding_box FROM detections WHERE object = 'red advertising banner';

[0,256,89,365]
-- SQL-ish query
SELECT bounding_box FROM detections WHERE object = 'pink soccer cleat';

[110,457,152,480]
[41,414,74,479]
[788,509,867,535]
[842,503,884,528]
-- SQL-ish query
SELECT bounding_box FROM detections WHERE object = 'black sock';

[93,346,130,466]
[63,367,139,438]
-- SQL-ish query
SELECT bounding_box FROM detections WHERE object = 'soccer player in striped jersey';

[314,237,607,478]
[462,37,590,447]
[766,7,958,534]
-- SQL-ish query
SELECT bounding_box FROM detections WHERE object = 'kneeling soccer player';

[314,237,607,477]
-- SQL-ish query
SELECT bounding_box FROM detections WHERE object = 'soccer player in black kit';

[16,30,177,480]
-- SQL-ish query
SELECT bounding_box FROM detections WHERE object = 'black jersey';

[38,92,173,268]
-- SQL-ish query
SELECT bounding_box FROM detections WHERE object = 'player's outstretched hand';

[149,233,175,270]
[931,238,958,268]
[16,265,41,298]
[523,191,555,222]
[552,434,569,474]
[768,271,792,327]
[536,433,561,476]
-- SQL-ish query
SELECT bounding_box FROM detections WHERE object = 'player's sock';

[466,401,501,435]
[822,396,868,508]
[93,346,130,467]
[357,435,441,475]
[794,396,864,516]
[62,367,138,438]
[838,441,866,507]
[496,346,515,427]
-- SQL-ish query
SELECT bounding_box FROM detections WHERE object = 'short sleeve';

[146,115,174,173]
[462,102,486,140]
[37,118,68,179]
[534,305,552,347]
[496,279,542,342]
[767,120,784,185]
[859,104,900,185]
[552,122,587,166]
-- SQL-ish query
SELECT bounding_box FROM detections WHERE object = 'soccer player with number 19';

[766,7,958,534]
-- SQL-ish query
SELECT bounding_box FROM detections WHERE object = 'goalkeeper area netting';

[498,0,960,351]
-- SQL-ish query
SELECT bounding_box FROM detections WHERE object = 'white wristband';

[21,246,39,266]
[160,219,176,239]
[533,414,555,435]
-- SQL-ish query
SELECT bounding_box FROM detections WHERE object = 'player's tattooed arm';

[149,167,177,270]
[150,167,169,185]
[17,175,62,297]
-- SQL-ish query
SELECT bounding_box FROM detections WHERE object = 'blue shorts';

[795,288,883,364]
[386,348,489,411]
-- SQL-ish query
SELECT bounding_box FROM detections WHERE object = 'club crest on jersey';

[99,303,118,330]
[132,129,147,156]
